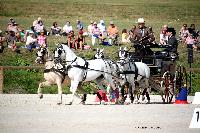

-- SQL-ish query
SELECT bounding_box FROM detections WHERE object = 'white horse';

[36,47,68,104]
[54,44,117,105]
[94,48,104,59]
[37,59,66,104]
[117,47,151,103]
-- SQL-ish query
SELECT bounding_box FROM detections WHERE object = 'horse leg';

[69,80,79,105]
[124,83,131,104]
[81,94,87,105]
[56,80,63,105]
[37,81,52,99]
[129,84,134,104]
[145,78,150,104]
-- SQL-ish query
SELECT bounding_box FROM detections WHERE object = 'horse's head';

[118,47,129,66]
[94,48,104,59]
[54,44,66,63]
[35,47,48,64]
[118,47,128,60]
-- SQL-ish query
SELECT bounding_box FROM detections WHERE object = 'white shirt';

[63,25,73,33]
[97,23,106,33]
[88,24,94,34]
[26,35,37,45]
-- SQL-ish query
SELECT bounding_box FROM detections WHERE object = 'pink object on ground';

[95,90,108,102]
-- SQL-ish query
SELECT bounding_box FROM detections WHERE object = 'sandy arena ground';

[0,94,199,133]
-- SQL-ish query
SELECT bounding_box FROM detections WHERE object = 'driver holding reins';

[130,18,155,44]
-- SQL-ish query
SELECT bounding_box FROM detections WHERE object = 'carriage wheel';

[176,65,187,96]
[161,71,175,103]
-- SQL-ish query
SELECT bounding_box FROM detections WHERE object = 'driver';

[130,18,155,44]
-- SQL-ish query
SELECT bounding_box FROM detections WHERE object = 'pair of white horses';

[46,44,150,105]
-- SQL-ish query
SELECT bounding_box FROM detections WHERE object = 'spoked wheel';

[176,65,187,95]
[160,71,175,103]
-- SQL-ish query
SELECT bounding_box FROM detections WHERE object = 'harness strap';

[44,67,66,83]
[133,63,138,80]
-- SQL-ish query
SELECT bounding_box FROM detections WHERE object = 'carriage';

[126,42,187,103]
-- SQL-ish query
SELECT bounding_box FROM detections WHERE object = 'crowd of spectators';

[0,17,199,54]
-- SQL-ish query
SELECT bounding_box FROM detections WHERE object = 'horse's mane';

[61,44,77,57]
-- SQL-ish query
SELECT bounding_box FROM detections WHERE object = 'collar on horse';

[44,66,66,83]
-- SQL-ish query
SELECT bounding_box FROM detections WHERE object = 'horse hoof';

[142,96,145,101]
[38,93,43,99]
[100,101,105,105]
[80,101,85,105]
[57,101,62,105]
[147,101,150,104]
[124,102,130,105]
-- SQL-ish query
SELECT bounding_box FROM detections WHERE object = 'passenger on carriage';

[107,21,119,45]
[165,27,178,53]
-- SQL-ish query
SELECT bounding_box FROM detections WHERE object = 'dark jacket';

[130,26,155,43]
[167,35,178,53]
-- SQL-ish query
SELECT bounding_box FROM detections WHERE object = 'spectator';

[91,22,100,46]
[87,20,94,37]
[62,21,73,36]
[188,24,198,39]
[185,33,197,50]
[97,20,107,44]
[67,30,76,49]
[75,31,84,50]
[37,30,47,48]
[6,31,20,53]
[51,22,62,35]
[13,23,23,42]
[0,30,6,53]
[160,25,168,45]
[121,29,130,43]
[129,25,136,39]
[34,19,45,35]
[33,17,43,28]
[107,21,119,45]
[9,18,16,25]
[179,24,189,43]
[76,20,84,32]
[26,31,39,52]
